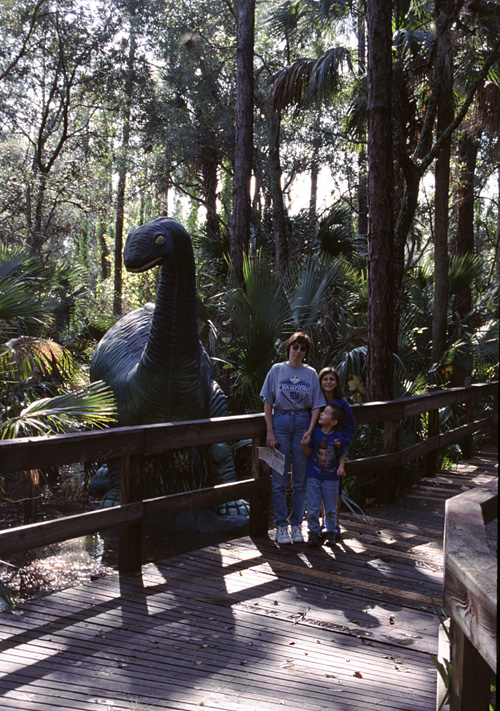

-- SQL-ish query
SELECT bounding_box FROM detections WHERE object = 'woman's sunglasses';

[291,344,307,352]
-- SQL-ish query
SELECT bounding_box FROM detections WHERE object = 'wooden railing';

[442,481,497,711]
[0,381,497,576]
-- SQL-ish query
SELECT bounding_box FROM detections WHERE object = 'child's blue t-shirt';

[306,426,347,481]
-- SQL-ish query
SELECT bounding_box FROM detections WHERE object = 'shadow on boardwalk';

[0,446,497,711]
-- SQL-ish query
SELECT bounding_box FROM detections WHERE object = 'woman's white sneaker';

[291,525,304,543]
[276,526,292,544]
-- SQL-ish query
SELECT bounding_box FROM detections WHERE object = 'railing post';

[119,453,143,575]
[492,386,498,445]
[249,436,270,536]
[449,619,493,711]
[19,470,39,525]
[380,419,399,502]
[462,396,474,459]
[425,408,439,477]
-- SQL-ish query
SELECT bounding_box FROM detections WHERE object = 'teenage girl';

[318,367,356,540]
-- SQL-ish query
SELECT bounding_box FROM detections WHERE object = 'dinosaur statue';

[89,216,248,532]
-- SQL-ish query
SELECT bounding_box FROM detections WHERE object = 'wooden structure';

[442,479,497,711]
[0,382,497,710]
[0,447,496,711]
[0,381,496,573]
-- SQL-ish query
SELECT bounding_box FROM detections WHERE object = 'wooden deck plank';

[0,448,496,711]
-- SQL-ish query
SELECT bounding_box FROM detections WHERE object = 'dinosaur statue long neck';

[137,242,203,421]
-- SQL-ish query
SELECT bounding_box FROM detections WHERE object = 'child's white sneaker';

[291,525,304,543]
[276,526,291,544]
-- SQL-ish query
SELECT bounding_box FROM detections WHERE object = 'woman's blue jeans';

[306,477,340,534]
[271,409,310,527]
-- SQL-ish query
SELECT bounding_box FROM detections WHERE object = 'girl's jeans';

[306,476,340,534]
[271,409,310,527]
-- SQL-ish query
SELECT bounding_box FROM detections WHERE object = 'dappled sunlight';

[2,535,114,603]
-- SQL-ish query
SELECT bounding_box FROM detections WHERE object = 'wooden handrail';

[0,381,496,475]
[0,477,271,557]
[0,414,267,475]
[0,381,497,573]
[443,482,497,711]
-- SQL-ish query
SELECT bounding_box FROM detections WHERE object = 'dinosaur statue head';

[124,216,192,273]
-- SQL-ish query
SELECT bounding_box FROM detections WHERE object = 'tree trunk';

[230,0,255,286]
[432,0,454,364]
[357,0,368,239]
[365,0,394,401]
[452,129,478,318]
[495,171,500,285]
[309,140,319,241]
[393,169,420,351]
[32,170,48,256]
[309,150,318,220]
[266,104,289,275]
[358,148,368,238]
[113,11,137,316]
[202,136,220,238]
[99,222,110,280]
[113,159,128,316]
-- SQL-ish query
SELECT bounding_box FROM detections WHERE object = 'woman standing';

[260,332,325,544]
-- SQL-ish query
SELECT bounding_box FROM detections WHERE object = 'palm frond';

[448,253,482,294]
[345,75,367,140]
[268,46,352,111]
[318,0,353,22]
[336,345,367,383]
[283,255,341,331]
[316,203,358,257]
[1,337,76,386]
[303,47,353,107]
[268,58,315,111]
[471,320,499,378]
[0,278,52,338]
[225,252,288,386]
[393,28,434,64]
[341,489,365,518]
[265,0,307,38]
[1,381,117,439]
[0,245,45,281]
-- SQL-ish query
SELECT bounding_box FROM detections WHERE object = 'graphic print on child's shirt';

[313,437,336,474]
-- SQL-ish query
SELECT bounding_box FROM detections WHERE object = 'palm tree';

[0,247,116,440]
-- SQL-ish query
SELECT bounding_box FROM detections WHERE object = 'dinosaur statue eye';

[155,234,165,244]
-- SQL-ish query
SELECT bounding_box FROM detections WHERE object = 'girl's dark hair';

[318,366,345,398]
[286,332,310,359]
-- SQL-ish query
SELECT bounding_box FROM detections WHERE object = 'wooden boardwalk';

[0,446,497,711]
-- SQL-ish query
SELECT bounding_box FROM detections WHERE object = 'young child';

[301,405,347,547]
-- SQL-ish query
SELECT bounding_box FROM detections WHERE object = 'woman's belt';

[274,408,310,414]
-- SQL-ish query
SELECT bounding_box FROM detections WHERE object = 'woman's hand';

[266,429,277,449]
[301,432,311,445]
[337,466,346,478]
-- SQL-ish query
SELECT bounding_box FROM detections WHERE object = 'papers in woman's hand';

[258,447,286,475]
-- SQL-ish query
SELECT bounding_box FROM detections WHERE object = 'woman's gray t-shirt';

[260,362,325,411]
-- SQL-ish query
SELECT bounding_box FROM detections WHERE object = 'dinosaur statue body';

[90,217,246,531]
